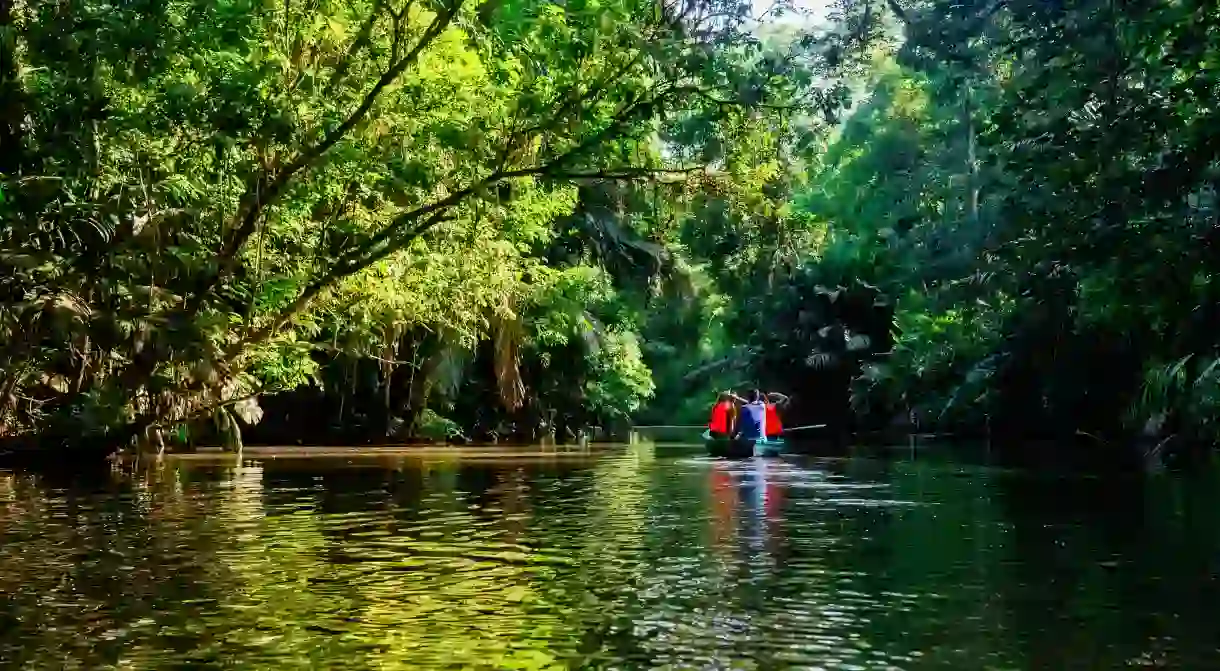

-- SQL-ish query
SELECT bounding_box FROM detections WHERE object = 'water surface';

[2,444,1219,669]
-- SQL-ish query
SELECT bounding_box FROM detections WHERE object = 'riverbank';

[165,443,609,461]
[2,422,1210,476]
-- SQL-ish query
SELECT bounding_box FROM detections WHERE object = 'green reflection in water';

[2,444,1220,669]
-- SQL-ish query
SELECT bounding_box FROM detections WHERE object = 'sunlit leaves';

[0,0,846,444]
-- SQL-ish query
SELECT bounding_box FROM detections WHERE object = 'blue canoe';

[702,430,787,458]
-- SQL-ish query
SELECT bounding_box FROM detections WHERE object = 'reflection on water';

[2,445,1220,669]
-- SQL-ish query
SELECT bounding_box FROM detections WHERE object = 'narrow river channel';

[2,443,1219,669]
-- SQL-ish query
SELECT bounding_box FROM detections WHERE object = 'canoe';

[702,430,787,458]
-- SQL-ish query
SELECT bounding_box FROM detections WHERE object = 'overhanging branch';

[189,0,465,312]
[227,161,702,359]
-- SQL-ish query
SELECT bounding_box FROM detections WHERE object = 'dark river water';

[2,443,1219,669]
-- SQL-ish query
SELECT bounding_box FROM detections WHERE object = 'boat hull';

[703,431,786,458]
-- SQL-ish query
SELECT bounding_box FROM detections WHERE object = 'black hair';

[748,388,762,403]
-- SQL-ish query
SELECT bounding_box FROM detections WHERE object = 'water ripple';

[2,448,1218,669]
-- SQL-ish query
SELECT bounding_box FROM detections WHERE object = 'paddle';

[782,424,827,433]
[703,425,826,439]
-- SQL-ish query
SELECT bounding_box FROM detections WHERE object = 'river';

[1,443,1218,669]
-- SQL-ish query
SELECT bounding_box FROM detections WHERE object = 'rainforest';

[2,0,1219,458]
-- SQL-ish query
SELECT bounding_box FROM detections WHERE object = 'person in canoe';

[763,391,790,440]
[707,391,737,439]
[721,390,789,440]
[733,389,768,441]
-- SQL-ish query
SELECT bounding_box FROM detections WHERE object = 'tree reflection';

[4,448,1220,668]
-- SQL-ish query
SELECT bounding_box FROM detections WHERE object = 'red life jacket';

[765,403,783,437]
[709,401,733,432]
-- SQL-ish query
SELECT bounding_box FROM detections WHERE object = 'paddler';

[764,392,790,439]
[733,389,768,441]
[707,391,737,439]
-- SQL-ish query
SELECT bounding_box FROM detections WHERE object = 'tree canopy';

[4,0,1219,454]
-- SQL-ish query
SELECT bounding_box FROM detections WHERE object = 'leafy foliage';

[634,0,1220,452]
[0,0,839,449]
[11,0,1217,452]
[707,0,1220,447]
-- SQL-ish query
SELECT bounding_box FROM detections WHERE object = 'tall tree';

[0,0,831,450]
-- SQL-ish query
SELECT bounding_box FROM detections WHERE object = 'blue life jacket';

[737,402,766,439]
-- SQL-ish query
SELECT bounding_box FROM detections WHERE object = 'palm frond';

[805,351,840,369]
[230,397,264,425]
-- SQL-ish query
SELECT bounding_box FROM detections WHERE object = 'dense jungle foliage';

[1,0,1218,452]
[648,0,1220,452]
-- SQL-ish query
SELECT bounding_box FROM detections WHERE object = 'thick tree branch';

[225,208,458,359]
[118,43,703,442]
[348,85,665,268]
[189,0,464,313]
[559,166,704,181]
[324,0,389,95]
[111,1,467,416]
[505,50,646,162]
[225,161,697,362]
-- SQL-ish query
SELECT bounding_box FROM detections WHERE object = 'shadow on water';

[1,442,1219,669]
[990,462,1220,668]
